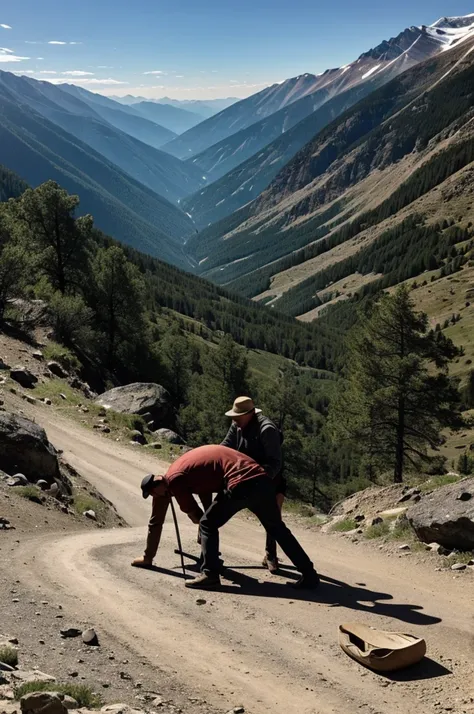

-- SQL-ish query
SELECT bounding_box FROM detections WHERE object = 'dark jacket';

[221,413,282,482]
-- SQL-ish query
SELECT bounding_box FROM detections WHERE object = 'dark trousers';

[199,477,314,576]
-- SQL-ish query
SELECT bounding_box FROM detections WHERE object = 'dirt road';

[10,411,474,714]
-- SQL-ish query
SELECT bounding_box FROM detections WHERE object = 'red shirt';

[164,444,267,514]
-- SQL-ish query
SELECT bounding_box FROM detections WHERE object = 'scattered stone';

[451,563,467,571]
[25,396,37,406]
[354,515,365,523]
[36,480,49,491]
[398,544,411,551]
[47,362,68,379]
[229,708,245,714]
[32,352,44,361]
[10,368,38,389]
[83,510,97,521]
[407,477,474,550]
[145,443,162,450]
[81,628,99,646]
[60,628,82,639]
[119,672,132,681]
[97,408,106,418]
[426,542,452,556]
[0,358,11,370]
[8,639,18,646]
[398,488,421,504]
[130,431,146,445]
[100,426,110,434]
[59,394,67,401]
[195,598,207,606]
[457,492,472,502]
[43,399,52,406]
[101,705,144,714]
[0,662,16,672]
[370,517,383,526]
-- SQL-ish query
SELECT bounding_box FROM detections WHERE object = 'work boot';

[262,554,279,574]
[292,570,320,590]
[185,572,221,590]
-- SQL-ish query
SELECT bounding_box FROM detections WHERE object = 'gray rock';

[10,368,38,389]
[95,383,173,429]
[83,510,97,521]
[100,706,144,714]
[398,544,411,551]
[0,358,11,370]
[407,477,474,549]
[20,692,66,714]
[59,394,67,401]
[145,442,162,450]
[451,563,467,571]
[11,474,29,486]
[0,413,62,487]
[397,487,421,504]
[11,670,56,684]
[47,362,68,379]
[425,542,452,556]
[42,399,52,406]
[153,428,185,445]
[354,514,365,523]
[370,517,383,526]
[36,480,49,491]
[48,695,77,711]
[81,628,98,646]
[130,431,146,445]
[0,663,15,672]
[32,352,44,361]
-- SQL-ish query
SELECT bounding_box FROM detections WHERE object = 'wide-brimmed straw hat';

[225,396,262,418]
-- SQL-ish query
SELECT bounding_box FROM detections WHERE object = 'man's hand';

[187,507,203,525]
[131,556,153,569]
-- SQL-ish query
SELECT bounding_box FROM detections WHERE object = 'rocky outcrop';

[0,412,60,486]
[95,383,173,429]
[407,478,474,550]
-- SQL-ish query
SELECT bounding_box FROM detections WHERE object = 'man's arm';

[260,423,282,480]
[169,476,203,523]
[220,422,238,448]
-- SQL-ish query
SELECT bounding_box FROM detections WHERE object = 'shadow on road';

[383,657,452,681]
[166,550,442,627]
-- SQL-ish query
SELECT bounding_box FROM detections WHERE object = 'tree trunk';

[394,395,405,483]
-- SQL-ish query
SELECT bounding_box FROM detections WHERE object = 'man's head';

[141,473,167,499]
[225,396,261,429]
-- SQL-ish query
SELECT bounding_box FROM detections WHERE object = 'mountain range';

[185,23,474,321]
[1,12,474,305]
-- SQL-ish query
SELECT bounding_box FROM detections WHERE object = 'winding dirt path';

[10,411,474,714]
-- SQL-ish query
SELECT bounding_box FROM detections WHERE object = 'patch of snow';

[361,64,381,80]
[186,212,192,219]
[216,199,225,207]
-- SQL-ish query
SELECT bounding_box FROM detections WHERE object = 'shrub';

[365,521,390,539]
[0,645,18,667]
[15,486,43,504]
[331,517,357,532]
[43,341,81,372]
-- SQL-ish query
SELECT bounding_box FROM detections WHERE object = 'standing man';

[139,444,319,591]
[221,396,285,573]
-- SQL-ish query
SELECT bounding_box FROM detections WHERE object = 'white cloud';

[0,24,12,30]
[69,42,82,45]
[143,70,165,75]
[39,70,57,74]
[47,77,127,86]
[175,75,184,78]
[0,47,13,53]
[25,41,42,45]
[0,54,29,63]
[97,65,113,69]
[12,69,35,74]
[62,70,94,76]
[48,41,67,45]
[37,57,44,60]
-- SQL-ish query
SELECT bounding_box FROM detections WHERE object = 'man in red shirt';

[137,444,319,591]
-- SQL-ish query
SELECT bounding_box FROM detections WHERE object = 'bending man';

[139,444,319,591]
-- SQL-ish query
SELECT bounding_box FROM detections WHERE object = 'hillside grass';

[0,645,18,667]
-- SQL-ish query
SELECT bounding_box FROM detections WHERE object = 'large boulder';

[154,428,185,445]
[10,367,38,389]
[407,477,474,550]
[95,383,174,428]
[0,412,60,485]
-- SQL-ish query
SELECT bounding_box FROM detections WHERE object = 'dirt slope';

[5,410,474,714]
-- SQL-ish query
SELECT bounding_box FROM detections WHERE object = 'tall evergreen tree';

[329,286,463,483]
[10,181,92,294]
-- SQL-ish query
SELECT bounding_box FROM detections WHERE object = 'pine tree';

[329,286,463,483]
[10,182,92,294]
[161,327,192,405]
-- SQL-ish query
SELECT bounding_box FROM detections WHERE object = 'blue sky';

[1,0,474,99]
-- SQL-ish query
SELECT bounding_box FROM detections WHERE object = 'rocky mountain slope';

[184,33,474,321]
[0,99,195,264]
[182,15,474,228]
[0,72,205,205]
